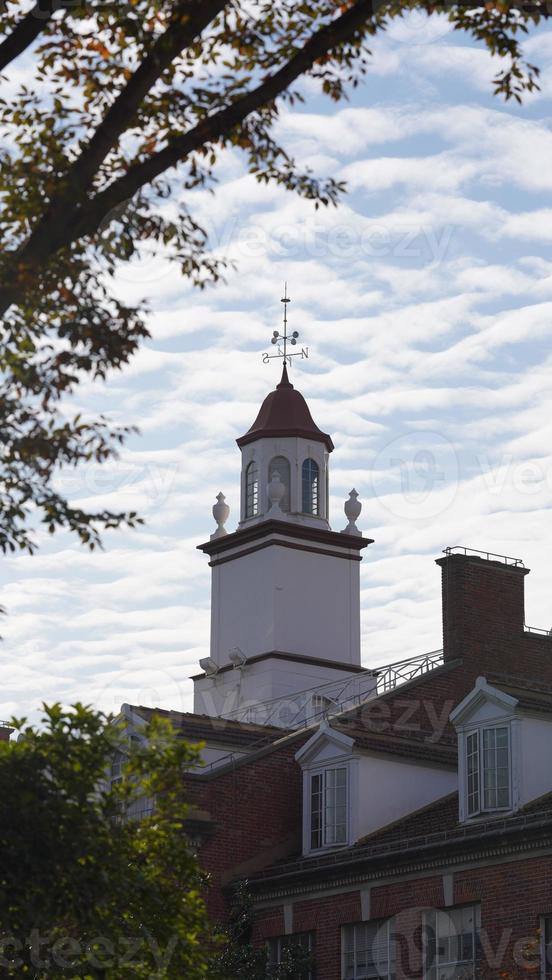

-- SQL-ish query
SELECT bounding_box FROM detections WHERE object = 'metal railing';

[375,649,444,693]
[196,647,445,774]
[443,545,524,567]
[222,648,444,730]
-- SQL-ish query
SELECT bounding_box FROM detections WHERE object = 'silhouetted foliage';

[0,1,546,552]
[0,704,209,978]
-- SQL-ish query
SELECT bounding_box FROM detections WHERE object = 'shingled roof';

[127,704,289,749]
[236,365,334,452]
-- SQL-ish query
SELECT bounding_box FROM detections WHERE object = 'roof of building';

[126,704,289,749]
[334,727,457,766]
[245,788,552,894]
[486,676,552,715]
[236,365,334,452]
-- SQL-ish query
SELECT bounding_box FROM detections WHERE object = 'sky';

[2,11,552,723]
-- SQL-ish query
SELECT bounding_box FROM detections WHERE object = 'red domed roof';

[237,365,334,452]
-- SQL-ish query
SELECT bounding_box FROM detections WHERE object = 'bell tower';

[193,297,374,726]
[237,363,332,531]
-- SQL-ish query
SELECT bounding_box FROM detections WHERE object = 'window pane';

[311,773,322,849]
[268,932,314,980]
[302,458,319,515]
[466,732,479,816]
[245,461,259,517]
[323,767,347,846]
[544,915,552,978]
[428,906,479,980]
[482,727,510,811]
[342,921,394,979]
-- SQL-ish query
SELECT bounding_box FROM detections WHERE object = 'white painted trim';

[360,887,371,921]
[458,729,467,823]
[450,676,519,727]
[283,903,293,935]
[442,873,454,907]
[302,757,356,856]
[458,717,519,822]
[295,722,355,765]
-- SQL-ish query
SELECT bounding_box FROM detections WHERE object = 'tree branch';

[0,0,375,317]
[66,0,376,244]
[64,0,227,195]
[0,0,65,73]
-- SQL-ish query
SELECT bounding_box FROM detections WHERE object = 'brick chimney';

[435,548,529,678]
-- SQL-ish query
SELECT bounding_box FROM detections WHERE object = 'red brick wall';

[437,553,552,681]
[188,736,307,920]
[350,666,470,744]
[251,856,552,979]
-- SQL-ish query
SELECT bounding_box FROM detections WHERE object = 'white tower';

[193,347,374,727]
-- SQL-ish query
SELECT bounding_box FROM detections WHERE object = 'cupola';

[237,365,333,530]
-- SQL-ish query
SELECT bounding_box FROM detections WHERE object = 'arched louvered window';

[302,458,319,515]
[268,456,290,512]
[245,460,259,518]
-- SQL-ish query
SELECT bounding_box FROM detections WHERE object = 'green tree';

[0,0,546,553]
[211,881,314,979]
[0,703,210,979]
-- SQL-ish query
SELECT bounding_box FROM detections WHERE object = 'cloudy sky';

[2,11,552,723]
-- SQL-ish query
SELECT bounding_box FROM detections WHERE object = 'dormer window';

[465,725,511,817]
[302,458,319,515]
[245,461,259,518]
[310,766,348,849]
[296,725,356,855]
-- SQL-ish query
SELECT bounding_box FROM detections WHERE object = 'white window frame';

[301,457,320,516]
[245,459,259,518]
[460,722,514,820]
[309,764,349,850]
[297,731,357,855]
[342,919,396,980]
[541,914,552,980]
[424,904,480,980]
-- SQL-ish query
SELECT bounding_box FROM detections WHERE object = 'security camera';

[199,657,219,675]
[228,647,246,667]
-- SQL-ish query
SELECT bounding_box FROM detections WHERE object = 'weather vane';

[262,284,309,368]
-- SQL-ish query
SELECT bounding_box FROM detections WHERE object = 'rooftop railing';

[222,647,444,730]
[443,545,524,567]
[196,646,445,774]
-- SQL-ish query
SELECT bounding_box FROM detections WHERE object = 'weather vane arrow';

[262,284,309,368]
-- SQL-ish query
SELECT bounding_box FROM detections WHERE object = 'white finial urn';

[267,470,285,514]
[341,488,362,536]
[211,492,230,539]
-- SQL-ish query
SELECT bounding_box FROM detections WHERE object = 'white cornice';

[294,720,355,766]
[450,676,519,728]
